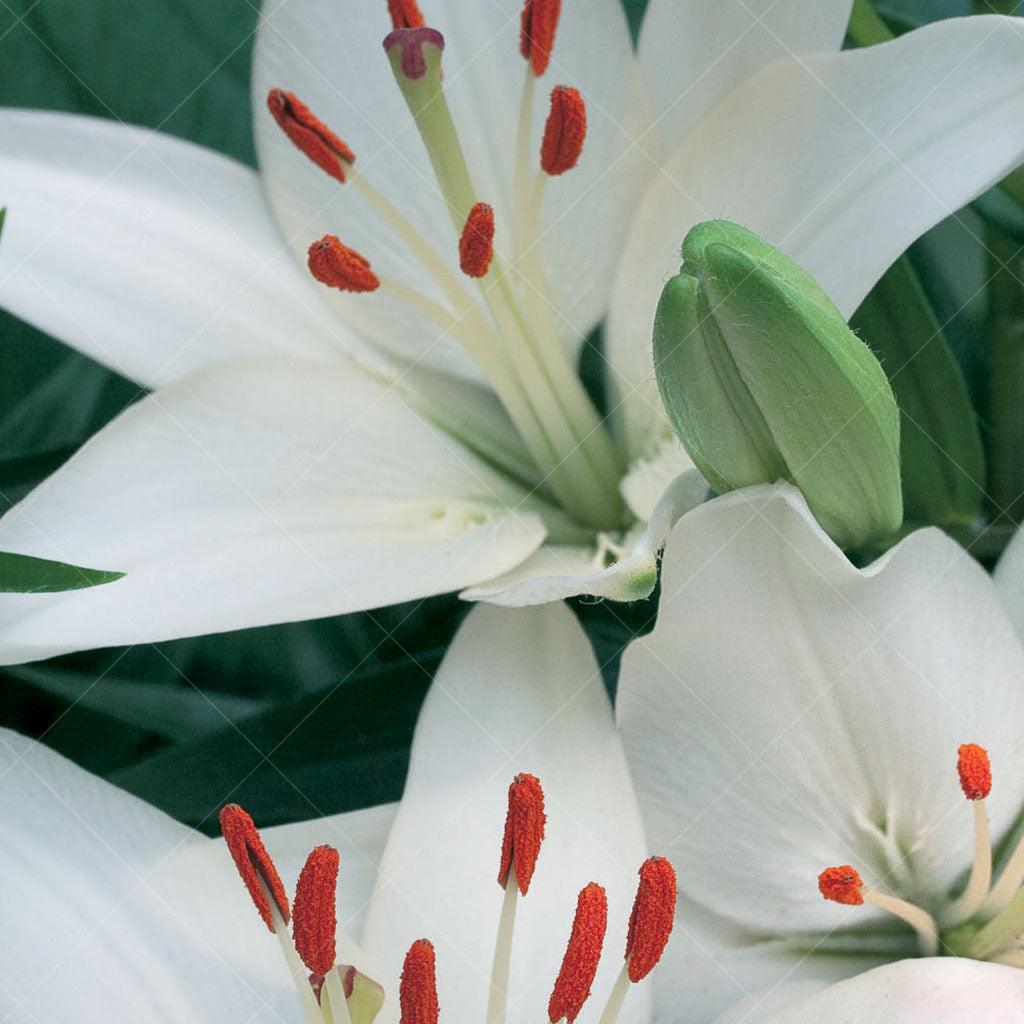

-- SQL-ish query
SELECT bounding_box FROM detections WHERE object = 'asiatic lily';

[0,601,677,1024]
[3,3,1024,663]
[616,483,1024,1023]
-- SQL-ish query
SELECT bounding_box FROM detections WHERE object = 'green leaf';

[850,256,985,530]
[0,550,124,593]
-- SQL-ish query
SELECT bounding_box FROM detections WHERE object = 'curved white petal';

[361,603,650,1024]
[994,522,1024,645]
[0,728,296,1023]
[620,440,705,524]
[0,357,546,664]
[252,0,647,376]
[0,110,349,387]
[608,16,1024,458]
[463,471,705,605]
[710,959,1024,1024]
[638,0,851,156]
[618,484,1024,940]
[652,900,884,1024]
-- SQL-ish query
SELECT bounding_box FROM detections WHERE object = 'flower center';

[266,1,628,534]
[220,775,677,1024]
[818,743,1024,969]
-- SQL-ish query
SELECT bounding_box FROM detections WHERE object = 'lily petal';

[618,484,1024,945]
[0,727,293,1022]
[709,958,1024,1024]
[608,16,1024,458]
[994,522,1024,645]
[360,603,650,1024]
[252,0,647,375]
[462,471,705,605]
[0,110,348,387]
[637,0,851,156]
[0,357,546,664]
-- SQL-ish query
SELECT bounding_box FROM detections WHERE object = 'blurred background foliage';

[0,0,1021,830]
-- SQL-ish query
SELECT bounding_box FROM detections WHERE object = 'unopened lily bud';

[653,219,902,549]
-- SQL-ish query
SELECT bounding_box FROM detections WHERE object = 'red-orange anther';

[498,773,546,894]
[818,865,864,906]
[541,86,586,176]
[308,236,380,293]
[400,939,439,1024]
[267,89,355,183]
[459,202,496,278]
[520,0,562,76]
[957,743,992,801]
[548,883,607,1023]
[219,804,290,931]
[293,845,339,977]
[388,0,425,28]
[625,857,677,982]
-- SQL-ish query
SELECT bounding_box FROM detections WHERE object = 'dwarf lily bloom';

[0,602,680,1024]
[2,3,1024,661]
[616,483,1024,1022]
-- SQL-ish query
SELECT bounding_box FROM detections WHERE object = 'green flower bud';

[653,220,902,548]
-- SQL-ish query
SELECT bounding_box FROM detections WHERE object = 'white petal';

[710,959,1024,1024]
[653,900,884,1024]
[0,357,546,664]
[0,728,296,1023]
[463,471,705,605]
[638,0,850,156]
[620,440,705,523]
[360,603,650,1024]
[618,484,1024,939]
[0,110,349,387]
[994,522,1024,644]
[252,0,647,375]
[608,16,1024,458]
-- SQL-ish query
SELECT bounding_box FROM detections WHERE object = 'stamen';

[624,857,677,982]
[293,845,339,978]
[541,86,586,177]
[548,883,608,1024]
[946,744,993,926]
[520,0,562,77]
[970,884,1024,961]
[498,772,546,895]
[400,939,439,1024]
[267,89,355,183]
[459,202,496,278]
[818,865,939,956]
[219,804,290,930]
[817,865,864,906]
[388,0,425,29]
[957,742,992,800]
[308,236,380,293]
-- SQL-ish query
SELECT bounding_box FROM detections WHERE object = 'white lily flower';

[4,3,1024,662]
[616,483,1024,1022]
[1,602,678,1024]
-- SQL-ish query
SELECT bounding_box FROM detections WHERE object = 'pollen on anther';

[400,939,439,1024]
[388,0,425,28]
[267,89,355,184]
[459,202,495,278]
[957,742,992,801]
[219,804,290,930]
[541,86,586,176]
[498,772,546,895]
[520,0,562,77]
[308,236,380,293]
[818,865,864,906]
[625,857,677,983]
[548,883,608,1024]
[293,845,339,977]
